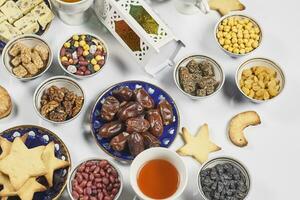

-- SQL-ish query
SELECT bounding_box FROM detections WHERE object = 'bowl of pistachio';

[214,14,262,57]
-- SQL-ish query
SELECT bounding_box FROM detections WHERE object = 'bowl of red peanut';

[67,158,123,200]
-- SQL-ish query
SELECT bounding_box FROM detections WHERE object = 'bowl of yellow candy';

[236,57,285,103]
[215,14,262,57]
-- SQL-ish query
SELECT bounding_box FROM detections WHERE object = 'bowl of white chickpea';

[235,57,285,103]
[214,14,262,58]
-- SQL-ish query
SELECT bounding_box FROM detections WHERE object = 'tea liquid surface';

[137,159,179,199]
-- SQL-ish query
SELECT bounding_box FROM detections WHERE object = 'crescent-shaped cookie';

[229,111,261,147]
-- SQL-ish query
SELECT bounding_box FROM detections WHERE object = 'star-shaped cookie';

[177,124,221,164]
[0,172,14,198]
[15,178,46,200]
[0,134,28,160]
[208,0,245,16]
[0,137,46,190]
[42,142,70,187]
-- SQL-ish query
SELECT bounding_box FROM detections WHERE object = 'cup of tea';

[130,147,188,200]
[50,0,93,25]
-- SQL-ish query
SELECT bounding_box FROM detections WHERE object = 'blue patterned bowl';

[0,125,71,200]
[90,80,180,161]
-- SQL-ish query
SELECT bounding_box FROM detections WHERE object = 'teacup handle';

[133,196,140,200]
[195,0,210,14]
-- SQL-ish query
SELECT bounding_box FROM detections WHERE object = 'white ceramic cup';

[175,0,210,15]
[130,147,188,200]
[50,0,93,25]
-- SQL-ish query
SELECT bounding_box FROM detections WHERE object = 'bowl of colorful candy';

[58,33,108,78]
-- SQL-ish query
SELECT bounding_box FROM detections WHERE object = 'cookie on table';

[0,85,12,119]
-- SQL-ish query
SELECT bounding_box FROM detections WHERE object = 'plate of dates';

[90,80,180,161]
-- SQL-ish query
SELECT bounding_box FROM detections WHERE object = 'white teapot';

[175,0,210,15]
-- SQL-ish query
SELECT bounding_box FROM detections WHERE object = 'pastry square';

[0,1,23,23]
[31,2,53,30]
[0,21,21,42]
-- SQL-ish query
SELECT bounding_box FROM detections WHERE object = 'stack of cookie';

[0,134,70,200]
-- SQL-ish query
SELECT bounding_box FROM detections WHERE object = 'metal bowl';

[58,33,109,79]
[214,14,263,58]
[67,158,123,200]
[235,57,285,103]
[198,157,251,200]
[174,54,225,100]
[2,34,53,81]
[33,76,85,124]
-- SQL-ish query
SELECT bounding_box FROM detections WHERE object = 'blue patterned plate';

[0,0,53,50]
[0,125,71,200]
[90,80,180,161]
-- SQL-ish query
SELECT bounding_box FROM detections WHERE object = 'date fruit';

[117,102,144,121]
[113,87,133,102]
[100,96,120,121]
[98,121,124,138]
[142,132,161,148]
[128,132,145,157]
[126,116,150,133]
[134,88,154,109]
[110,132,130,151]
[146,109,163,137]
[158,99,174,125]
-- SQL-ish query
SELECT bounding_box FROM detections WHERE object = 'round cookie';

[0,86,12,119]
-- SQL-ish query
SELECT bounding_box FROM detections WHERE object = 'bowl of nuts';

[214,14,262,57]
[2,34,53,80]
[67,158,123,200]
[198,157,251,200]
[236,57,285,103]
[174,55,225,100]
[58,33,108,78]
[33,76,85,123]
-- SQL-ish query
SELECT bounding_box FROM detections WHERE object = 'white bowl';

[2,34,53,81]
[214,14,263,58]
[67,158,123,200]
[235,57,285,103]
[174,54,225,100]
[33,76,85,124]
[58,33,109,79]
[130,147,188,200]
[198,157,251,200]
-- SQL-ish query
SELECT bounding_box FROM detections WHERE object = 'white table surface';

[1,0,300,199]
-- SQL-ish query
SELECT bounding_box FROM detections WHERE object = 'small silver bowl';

[198,157,251,200]
[33,76,85,124]
[235,57,285,103]
[67,158,123,200]
[58,33,109,79]
[2,34,53,81]
[174,55,225,100]
[214,14,263,58]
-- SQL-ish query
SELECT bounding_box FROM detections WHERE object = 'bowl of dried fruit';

[58,33,108,79]
[33,76,85,124]
[2,34,53,80]
[236,57,285,103]
[198,157,251,200]
[174,55,225,100]
[67,158,123,200]
[214,14,262,57]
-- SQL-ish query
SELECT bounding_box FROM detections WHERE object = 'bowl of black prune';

[198,157,251,200]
